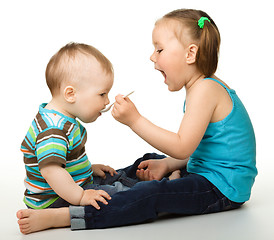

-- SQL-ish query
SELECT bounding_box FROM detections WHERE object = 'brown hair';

[160,9,221,77]
[46,42,113,96]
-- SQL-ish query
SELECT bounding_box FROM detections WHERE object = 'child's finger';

[104,166,117,176]
[97,169,106,179]
[109,168,118,176]
[124,96,134,104]
[90,200,101,210]
[136,169,145,180]
[98,190,111,200]
[115,94,125,104]
[138,161,149,169]
[148,171,155,180]
[143,169,151,181]
[94,195,111,207]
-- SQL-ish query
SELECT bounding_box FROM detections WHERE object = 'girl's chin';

[167,84,181,92]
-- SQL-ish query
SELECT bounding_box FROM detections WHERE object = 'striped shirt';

[21,103,93,209]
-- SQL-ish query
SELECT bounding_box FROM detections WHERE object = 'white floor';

[2,163,273,240]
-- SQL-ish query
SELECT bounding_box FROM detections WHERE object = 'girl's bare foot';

[169,170,181,180]
[16,208,70,234]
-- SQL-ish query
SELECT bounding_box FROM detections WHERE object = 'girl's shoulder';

[193,77,231,99]
[201,77,231,90]
[186,77,233,123]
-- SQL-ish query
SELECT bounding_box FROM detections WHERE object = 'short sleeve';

[35,128,69,170]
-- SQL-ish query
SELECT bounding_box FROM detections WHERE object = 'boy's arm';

[40,164,84,205]
[41,164,111,207]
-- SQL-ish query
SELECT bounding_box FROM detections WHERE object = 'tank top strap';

[203,77,229,90]
[184,78,234,113]
[183,100,186,113]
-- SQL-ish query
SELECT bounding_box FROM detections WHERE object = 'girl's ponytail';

[196,16,220,77]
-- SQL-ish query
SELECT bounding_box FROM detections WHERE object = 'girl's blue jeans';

[70,153,244,230]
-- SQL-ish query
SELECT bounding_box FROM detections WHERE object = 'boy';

[21,42,135,210]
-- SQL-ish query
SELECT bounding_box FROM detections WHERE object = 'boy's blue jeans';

[70,153,244,230]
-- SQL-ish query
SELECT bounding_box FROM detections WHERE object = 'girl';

[17,9,257,234]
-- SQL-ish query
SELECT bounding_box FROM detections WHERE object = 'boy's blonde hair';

[46,42,113,96]
[158,9,220,77]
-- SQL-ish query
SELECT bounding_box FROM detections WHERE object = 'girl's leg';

[16,207,70,234]
[168,170,181,180]
[72,170,243,230]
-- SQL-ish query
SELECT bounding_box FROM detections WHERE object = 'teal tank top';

[186,78,257,202]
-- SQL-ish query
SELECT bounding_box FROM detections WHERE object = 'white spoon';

[100,91,135,113]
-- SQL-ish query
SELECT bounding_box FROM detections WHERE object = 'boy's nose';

[105,97,110,105]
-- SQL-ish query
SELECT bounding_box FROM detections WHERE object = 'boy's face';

[72,57,113,123]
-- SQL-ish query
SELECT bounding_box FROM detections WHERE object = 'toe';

[17,209,30,219]
[20,226,31,235]
[16,210,23,219]
[18,217,29,226]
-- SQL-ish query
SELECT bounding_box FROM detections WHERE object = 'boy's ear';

[186,44,198,64]
[64,86,76,103]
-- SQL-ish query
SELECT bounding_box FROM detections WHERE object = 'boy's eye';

[100,93,106,97]
[156,49,163,53]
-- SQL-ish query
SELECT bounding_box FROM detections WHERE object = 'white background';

[0,0,273,238]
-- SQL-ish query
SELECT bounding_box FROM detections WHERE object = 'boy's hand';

[136,159,168,181]
[92,164,117,179]
[112,94,141,127]
[80,189,111,209]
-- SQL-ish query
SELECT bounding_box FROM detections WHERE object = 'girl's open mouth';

[159,70,167,83]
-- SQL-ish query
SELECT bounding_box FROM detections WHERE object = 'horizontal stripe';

[37,142,67,155]
[24,196,59,209]
[66,159,91,173]
[37,134,69,146]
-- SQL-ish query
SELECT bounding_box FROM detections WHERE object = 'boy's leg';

[93,171,137,188]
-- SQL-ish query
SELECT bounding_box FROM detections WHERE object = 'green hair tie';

[198,17,211,29]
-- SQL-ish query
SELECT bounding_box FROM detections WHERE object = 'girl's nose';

[150,51,156,63]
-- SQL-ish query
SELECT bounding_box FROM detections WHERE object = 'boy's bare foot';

[169,170,181,180]
[16,208,70,234]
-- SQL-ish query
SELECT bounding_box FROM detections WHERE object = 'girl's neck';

[185,73,206,94]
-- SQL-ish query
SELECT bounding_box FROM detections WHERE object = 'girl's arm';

[137,156,189,181]
[112,83,217,159]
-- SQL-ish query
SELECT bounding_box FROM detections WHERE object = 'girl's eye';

[156,49,163,53]
[100,93,106,97]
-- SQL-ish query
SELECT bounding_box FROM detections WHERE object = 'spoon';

[100,91,135,113]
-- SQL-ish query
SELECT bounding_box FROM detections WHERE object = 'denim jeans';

[70,153,244,230]
[27,170,137,209]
